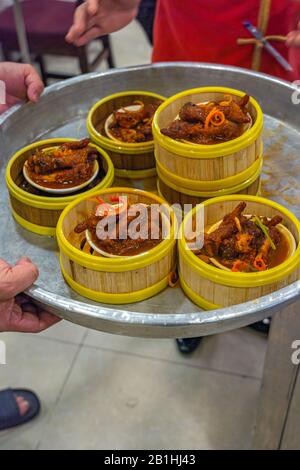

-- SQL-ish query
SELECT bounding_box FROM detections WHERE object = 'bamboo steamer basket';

[153,87,263,182]
[114,167,158,193]
[5,138,114,236]
[87,91,165,171]
[157,154,262,208]
[57,187,177,304]
[178,195,300,309]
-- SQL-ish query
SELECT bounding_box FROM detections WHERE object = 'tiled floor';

[0,322,266,450]
[0,21,267,450]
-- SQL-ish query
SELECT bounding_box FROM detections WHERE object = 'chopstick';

[241,21,293,72]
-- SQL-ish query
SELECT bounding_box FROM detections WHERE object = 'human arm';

[66,0,141,46]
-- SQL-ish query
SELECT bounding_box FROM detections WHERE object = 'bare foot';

[14,394,29,416]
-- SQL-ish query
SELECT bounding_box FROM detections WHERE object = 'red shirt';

[153,0,300,81]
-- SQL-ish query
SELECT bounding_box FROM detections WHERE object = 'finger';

[292,33,300,47]
[0,257,39,300]
[286,31,300,47]
[287,36,300,47]
[9,310,61,333]
[21,302,39,314]
[73,25,104,47]
[23,65,44,102]
[65,4,89,43]
[15,293,31,305]
[37,311,62,331]
[0,104,9,113]
[86,0,100,16]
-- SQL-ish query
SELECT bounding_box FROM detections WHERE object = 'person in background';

[66,0,300,352]
[136,0,156,45]
[66,0,300,81]
[0,62,61,431]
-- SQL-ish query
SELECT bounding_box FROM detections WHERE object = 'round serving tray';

[1,63,300,338]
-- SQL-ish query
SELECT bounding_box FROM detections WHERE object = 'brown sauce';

[191,202,292,272]
[19,160,106,198]
[26,164,95,189]
[209,228,290,272]
[268,231,290,268]
[106,100,162,144]
[90,232,162,256]
[75,203,164,257]
[160,95,252,145]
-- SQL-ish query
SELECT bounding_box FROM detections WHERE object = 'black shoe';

[176,337,203,354]
[248,318,271,335]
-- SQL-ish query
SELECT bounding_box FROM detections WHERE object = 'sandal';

[0,388,40,432]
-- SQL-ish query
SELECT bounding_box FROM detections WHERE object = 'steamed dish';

[107,100,162,143]
[25,139,99,189]
[74,196,164,257]
[161,95,252,145]
[190,202,295,272]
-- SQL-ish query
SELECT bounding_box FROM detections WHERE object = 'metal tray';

[1,63,300,338]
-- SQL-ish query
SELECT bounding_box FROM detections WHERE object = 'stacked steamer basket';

[153,87,263,208]
[87,91,165,193]
[57,188,177,304]
[5,138,114,236]
[178,195,300,309]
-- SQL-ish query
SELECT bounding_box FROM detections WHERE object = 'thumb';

[0,257,39,301]
[23,65,44,103]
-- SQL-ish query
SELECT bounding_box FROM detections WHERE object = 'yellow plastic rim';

[114,167,157,179]
[155,146,263,191]
[61,259,169,304]
[87,91,166,155]
[179,272,220,310]
[57,187,177,273]
[6,138,115,210]
[153,87,263,158]
[11,207,56,236]
[157,159,261,198]
[178,194,300,287]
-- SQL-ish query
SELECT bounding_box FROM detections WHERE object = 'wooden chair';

[0,0,114,84]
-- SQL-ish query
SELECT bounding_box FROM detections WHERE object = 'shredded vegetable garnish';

[133,100,144,109]
[234,216,242,233]
[95,196,106,205]
[219,95,233,106]
[253,216,276,250]
[204,109,226,129]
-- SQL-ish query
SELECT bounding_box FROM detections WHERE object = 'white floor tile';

[0,334,78,450]
[38,346,259,450]
[84,328,267,379]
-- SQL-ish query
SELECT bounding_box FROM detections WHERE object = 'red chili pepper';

[231,260,249,272]
[253,257,267,271]
[109,195,120,203]
[95,196,106,205]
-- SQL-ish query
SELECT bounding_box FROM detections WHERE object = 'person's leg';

[176,337,203,354]
[248,318,271,335]
[176,319,270,355]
